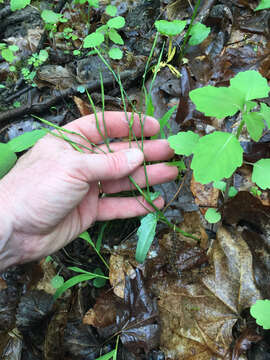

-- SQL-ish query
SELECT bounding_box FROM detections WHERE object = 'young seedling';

[41,9,68,39]
[0,43,19,63]
[168,70,270,223]
[83,5,125,59]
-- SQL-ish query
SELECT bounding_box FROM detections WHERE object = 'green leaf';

[108,28,124,45]
[41,9,62,24]
[136,213,158,263]
[191,132,243,184]
[189,86,243,119]
[93,268,107,288]
[2,48,15,62]
[255,0,270,10]
[8,129,46,152]
[51,275,64,289]
[83,32,104,48]
[243,112,265,142]
[0,143,17,179]
[107,16,125,29]
[38,49,48,62]
[252,158,270,190]
[250,299,270,329]
[151,105,176,139]
[228,186,238,197]
[154,20,187,36]
[245,100,257,112]
[95,350,117,360]
[106,5,117,16]
[230,70,270,101]
[108,47,123,59]
[88,0,99,8]
[168,131,200,156]
[188,22,211,46]
[213,180,226,191]
[53,274,95,300]
[205,208,221,223]
[8,45,19,52]
[259,103,270,129]
[10,0,30,11]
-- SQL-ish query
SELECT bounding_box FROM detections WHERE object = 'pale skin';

[0,112,178,271]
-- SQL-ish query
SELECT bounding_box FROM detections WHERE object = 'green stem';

[178,0,202,63]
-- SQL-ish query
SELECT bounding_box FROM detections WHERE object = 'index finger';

[64,112,160,143]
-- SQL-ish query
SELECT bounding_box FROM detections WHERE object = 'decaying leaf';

[190,176,220,215]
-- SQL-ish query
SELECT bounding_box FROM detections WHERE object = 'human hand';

[0,112,177,269]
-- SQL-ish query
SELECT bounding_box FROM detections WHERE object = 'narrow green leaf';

[151,105,176,139]
[205,208,221,223]
[0,143,17,179]
[94,349,117,360]
[188,22,211,46]
[252,158,270,190]
[53,274,94,300]
[250,300,270,329]
[108,28,124,45]
[259,103,270,129]
[255,0,270,11]
[8,129,46,152]
[154,20,187,36]
[243,112,264,142]
[189,86,243,119]
[168,131,199,156]
[83,32,104,48]
[191,132,243,184]
[136,213,158,263]
[107,16,125,29]
[230,70,270,101]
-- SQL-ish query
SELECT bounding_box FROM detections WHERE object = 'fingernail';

[125,149,143,167]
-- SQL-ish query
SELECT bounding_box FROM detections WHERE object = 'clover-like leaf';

[205,208,221,223]
[255,0,270,11]
[243,112,265,142]
[191,132,243,184]
[188,22,211,46]
[136,213,158,263]
[83,32,104,48]
[168,131,199,156]
[154,20,187,36]
[250,299,270,329]
[189,86,244,119]
[230,70,270,101]
[259,103,270,129]
[252,158,270,190]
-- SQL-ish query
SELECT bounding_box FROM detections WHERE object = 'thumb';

[75,148,144,182]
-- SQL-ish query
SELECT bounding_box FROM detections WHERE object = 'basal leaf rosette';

[191,132,243,184]
[252,159,270,190]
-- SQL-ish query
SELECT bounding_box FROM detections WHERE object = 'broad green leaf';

[108,29,124,45]
[51,275,64,289]
[191,132,243,184]
[95,349,117,360]
[2,48,15,63]
[213,181,226,191]
[108,47,122,59]
[230,70,270,101]
[168,131,199,156]
[205,208,221,223]
[188,22,211,46]
[255,0,270,10]
[250,300,270,329]
[8,129,46,152]
[259,103,270,128]
[189,86,243,119]
[243,112,264,142]
[41,9,62,24]
[252,158,270,190]
[107,16,125,29]
[0,143,17,179]
[88,0,99,8]
[83,32,104,48]
[93,268,107,288]
[136,213,158,263]
[154,20,187,36]
[106,5,117,16]
[53,274,95,300]
[10,0,30,11]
